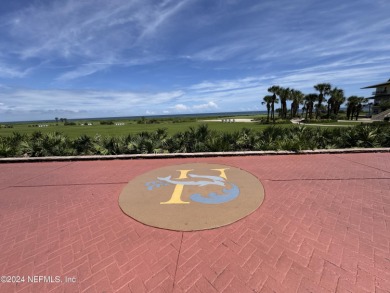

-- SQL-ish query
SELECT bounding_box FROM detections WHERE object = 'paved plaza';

[0,153,389,292]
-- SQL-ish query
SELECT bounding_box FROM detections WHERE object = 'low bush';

[0,124,389,157]
[64,121,77,126]
[100,120,114,125]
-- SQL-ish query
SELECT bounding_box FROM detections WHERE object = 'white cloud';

[1,0,193,80]
[169,101,219,113]
[57,63,111,81]
[193,101,218,110]
[173,104,188,111]
[0,88,185,121]
[189,77,267,94]
[189,43,251,62]
[0,63,29,78]
[136,0,191,43]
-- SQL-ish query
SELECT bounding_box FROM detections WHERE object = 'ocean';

[8,111,267,124]
[88,111,267,121]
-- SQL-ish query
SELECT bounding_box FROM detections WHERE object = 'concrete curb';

[0,148,389,163]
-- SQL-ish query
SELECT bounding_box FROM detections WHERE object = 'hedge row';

[0,124,389,157]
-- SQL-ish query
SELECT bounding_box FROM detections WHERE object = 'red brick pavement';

[0,153,389,292]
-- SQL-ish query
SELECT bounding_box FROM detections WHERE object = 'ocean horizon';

[4,111,267,124]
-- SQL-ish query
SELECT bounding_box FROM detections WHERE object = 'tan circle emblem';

[119,163,264,231]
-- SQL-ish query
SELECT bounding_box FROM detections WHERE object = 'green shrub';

[0,124,13,128]
[64,121,76,126]
[0,124,389,157]
[100,120,114,125]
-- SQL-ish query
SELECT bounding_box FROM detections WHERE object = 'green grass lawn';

[1,115,365,139]
[333,121,371,126]
[0,120,286,138]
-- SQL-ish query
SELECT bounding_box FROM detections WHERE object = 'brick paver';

[0,153,389,292]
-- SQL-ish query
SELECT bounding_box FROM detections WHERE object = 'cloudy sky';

[0,0,389,121]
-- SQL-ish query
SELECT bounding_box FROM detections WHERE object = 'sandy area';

[200,118,255,123]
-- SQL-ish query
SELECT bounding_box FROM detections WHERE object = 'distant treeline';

[0,124,389,157]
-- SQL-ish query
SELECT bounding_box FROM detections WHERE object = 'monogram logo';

[119,163,264,231]
[145,168,240,205]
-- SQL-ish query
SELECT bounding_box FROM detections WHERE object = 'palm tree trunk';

[271,102,275,123]
[267,105,270,122]
[290,102,294,118]
[282,101,287,119]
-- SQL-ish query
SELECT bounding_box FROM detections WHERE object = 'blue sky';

[0,0,389,122]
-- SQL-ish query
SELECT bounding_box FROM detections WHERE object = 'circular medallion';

[119,163,264,231]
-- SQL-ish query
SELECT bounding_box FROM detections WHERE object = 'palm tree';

[262,95,273,122]
[278,87,291,119]
[346,97,355,120]
[271,94,280,123]
[290,89,304,118]
[314,83,331,119]
[328,87,345,118]
[346,96,367,120]
[329,88,345,116]
[355,97,368,120]
[327,93,334,118]
[304,94,318,119]
[267,86,280,123]
[301,104,307,119]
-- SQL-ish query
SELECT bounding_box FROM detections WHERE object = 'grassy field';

[332,121,373,125]
[0,119,284,138]
[0,114,365,139]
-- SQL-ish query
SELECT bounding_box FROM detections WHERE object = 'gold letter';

[211,168,229,180]
[175,169,193,179]
[160,170,193,204]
